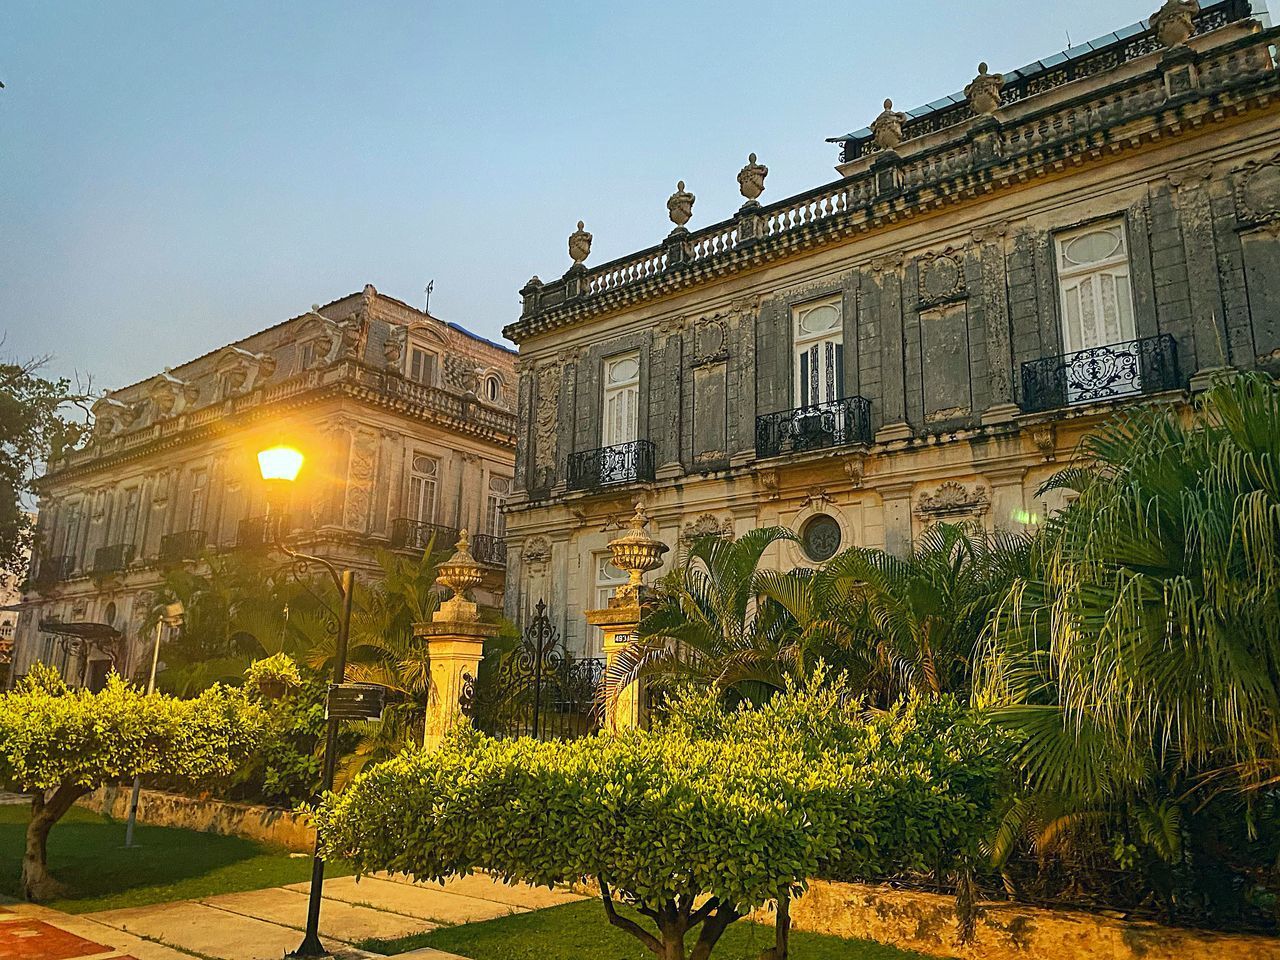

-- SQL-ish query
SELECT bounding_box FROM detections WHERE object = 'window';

[406,454,438,524]
[120,487,141,545]
[800,514,842,562]
[486,475,511,536]
[298,341,317,371]
[602,352,640,448]
[1055,221,1136,354]
[59,501,83,564]
[406,345,437,386]
[188,468,209,531]
[484,375,502,404]
[793,298,844,408]
[594,552,629,611]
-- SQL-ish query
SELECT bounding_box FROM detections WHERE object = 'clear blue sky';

[2,0,1160,391]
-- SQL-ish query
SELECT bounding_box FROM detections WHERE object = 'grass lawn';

[0,803,349,914]
[360,898,937,959]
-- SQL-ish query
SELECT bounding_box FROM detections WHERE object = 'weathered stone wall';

[751,879,1280,960]
[79,786,314,853]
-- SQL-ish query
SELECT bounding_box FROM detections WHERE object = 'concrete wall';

[79,785,315,853]
[751,879,1280,960]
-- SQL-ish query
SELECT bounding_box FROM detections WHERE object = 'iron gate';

[459,600,603,739]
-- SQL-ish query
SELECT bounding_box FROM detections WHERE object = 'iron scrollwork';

[1020,334,1180,413]
[567,440,656,491]
[755,395,873,459]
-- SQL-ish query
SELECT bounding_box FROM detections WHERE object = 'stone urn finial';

[434,529,485,622]
[871,98,907,151]
[607,502,670,606]
[667,181,695,232]
[1150,0,1199,49]
[568,220,592,267]
[964,62,1005,116]
[737,153,768,206]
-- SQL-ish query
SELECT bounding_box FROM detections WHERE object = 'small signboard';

[326,682,391,722]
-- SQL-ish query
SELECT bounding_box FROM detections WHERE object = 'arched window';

[484,375,501,403]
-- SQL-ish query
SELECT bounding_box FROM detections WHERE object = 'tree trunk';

[21,785,87,901]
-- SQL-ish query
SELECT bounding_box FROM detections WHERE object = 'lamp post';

[257,445,354,960]
[124,600,185,848]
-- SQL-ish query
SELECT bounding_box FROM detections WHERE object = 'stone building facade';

[12,285,516,687]
[504,2,1280,655]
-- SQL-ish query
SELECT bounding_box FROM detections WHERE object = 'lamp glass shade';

[257,445,305,482]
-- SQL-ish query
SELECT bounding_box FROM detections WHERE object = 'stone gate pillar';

[416,531,498,750]
[585,502,669,733]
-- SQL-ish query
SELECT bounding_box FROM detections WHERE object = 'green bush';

[0,668,264,900]
[316,671,1010,958]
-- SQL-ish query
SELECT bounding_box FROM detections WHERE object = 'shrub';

[316,671,1009,959]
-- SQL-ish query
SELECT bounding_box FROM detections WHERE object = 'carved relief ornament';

[682,513,733,543]
[1235,153,1280,227]
[914,481,991,523]
[523,537,552,564]
[917,248,967,309]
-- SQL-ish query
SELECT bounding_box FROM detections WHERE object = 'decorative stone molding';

[522,537,552,564]
[737,153,768,206]
[1235,153,1280,226]
[1151,0,1199,49]
[533,364,562,487]
[871,99,907,151]
[681,513,734,543]
[91,397,138,439]
[964,63,1005,116]
[383,324,407,368]
[147,371,198,421]
[843,453,867,488]
[916,249,967,309]
[568,221,592,267]
[870,251,905,275]
[756,468,780,501]
[343,428,379,531]
[1031,424,1057,462]
[803,487,835,509]
[667,181,695,232]
[691,317,729,367]
[914,481,991,525]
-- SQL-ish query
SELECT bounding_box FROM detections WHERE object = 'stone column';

[586,602,644,733]
[583,502,669,733]
[415,531,499,750]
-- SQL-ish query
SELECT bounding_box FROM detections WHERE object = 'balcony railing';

[470,533,508,568]
[32,554,76,588]
[390,518,460,554]
[756,396,873,460]
[567,440,656,491]
[158,529,207,564]
[1020,335,1180,414]
[236,515,289,550]
[92,543,136,576]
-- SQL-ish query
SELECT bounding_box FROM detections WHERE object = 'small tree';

[316,672,1008,959]
[0,666,264,900]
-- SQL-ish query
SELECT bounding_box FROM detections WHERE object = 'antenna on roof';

[1065,29,1072,47]
[424,280,435,314]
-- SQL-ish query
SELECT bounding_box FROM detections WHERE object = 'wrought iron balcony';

[1020,334,1180,414]
[756,395,873,460]
[92,543,136,575]
[390,518,460,554]
[470,533,508,568]
[567,440,656,491]
[32,554,76,588]
[158,529,206,563]
[236,515,289,550]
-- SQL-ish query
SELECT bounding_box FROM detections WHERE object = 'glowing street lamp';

[256,444,353,960]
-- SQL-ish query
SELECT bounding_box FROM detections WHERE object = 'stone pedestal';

[585,601,645,733]
[415,614,499,751]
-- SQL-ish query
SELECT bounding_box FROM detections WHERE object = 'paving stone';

[89,901,343,960]
[201,886,432,943]
[289,875,523,925]
[373,872,582,910]
[0,918,108,960]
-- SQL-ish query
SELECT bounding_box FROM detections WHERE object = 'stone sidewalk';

[0,902,191,960]
[82,872,582,959]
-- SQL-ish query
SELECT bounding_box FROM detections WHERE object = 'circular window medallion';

[801,514,842,562]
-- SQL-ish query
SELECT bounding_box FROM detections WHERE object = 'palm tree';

[607,527,826,706]
[812,523,1031,705]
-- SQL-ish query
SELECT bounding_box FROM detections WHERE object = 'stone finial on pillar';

[586,502,670,733]
[871,99,907,151]
[568,221,592,268]
[435,530,484,623]
[667,182,695,234]
[737,153,768,207]
[1150,0,1199,49]
[417,530,499,750]
[964,63,1005,116]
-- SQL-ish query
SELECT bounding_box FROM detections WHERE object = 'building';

[504,1,1280,655]
[12,285,517,687]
